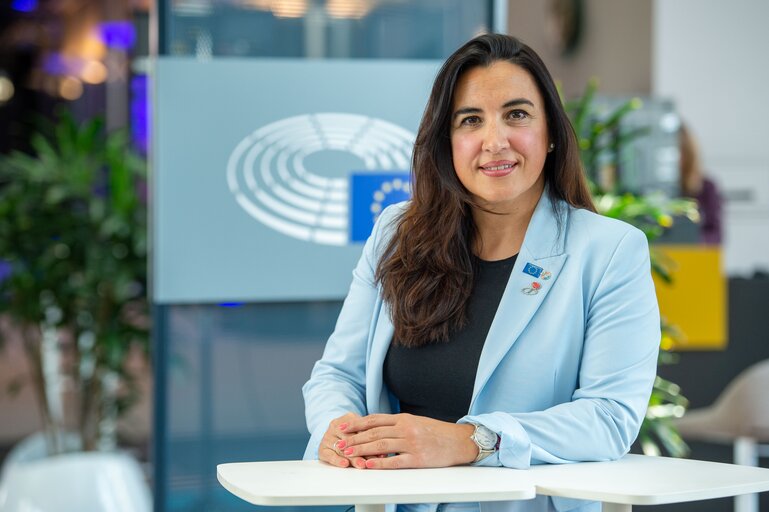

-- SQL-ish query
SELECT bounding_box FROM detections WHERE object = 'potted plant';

[564,81,697,457]
[0,110,149,455]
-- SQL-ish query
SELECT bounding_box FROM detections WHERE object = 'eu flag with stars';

[349,171,411,243]
[523,262,544,278]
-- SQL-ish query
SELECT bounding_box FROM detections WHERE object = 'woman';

[679,122,722,245]
[303,34,660,512]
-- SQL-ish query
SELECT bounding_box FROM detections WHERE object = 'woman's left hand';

[337,413,478,469]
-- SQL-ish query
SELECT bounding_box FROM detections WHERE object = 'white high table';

[218,455,769,512]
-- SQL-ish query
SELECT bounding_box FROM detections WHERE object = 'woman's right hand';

[319,412,371,469]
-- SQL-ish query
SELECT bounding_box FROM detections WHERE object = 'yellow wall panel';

[652,245,727,350]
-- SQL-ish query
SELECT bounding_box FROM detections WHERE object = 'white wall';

[653,0,769,276]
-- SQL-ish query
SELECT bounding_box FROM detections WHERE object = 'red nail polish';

[339,423,348,431]
[337,440,346,449]
[356,459,365,468]
[344,448,354,456]
[365,459,376,468]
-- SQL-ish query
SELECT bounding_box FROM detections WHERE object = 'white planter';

[0,434,151,512]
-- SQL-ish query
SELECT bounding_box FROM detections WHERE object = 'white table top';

[217,460,534,506]
[217,455,769,507]
[529,454,769,505]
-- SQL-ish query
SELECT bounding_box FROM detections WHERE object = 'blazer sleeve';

[301,206,395,460]
[460,227,660,468]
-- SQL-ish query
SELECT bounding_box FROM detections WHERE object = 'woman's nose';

[481,121,510,153]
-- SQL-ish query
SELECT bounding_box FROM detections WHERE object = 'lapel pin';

[521,281,541,296]
[541,271,552,281]
[523,262,543,278]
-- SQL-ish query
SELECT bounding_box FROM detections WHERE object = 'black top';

[383,253,517,423]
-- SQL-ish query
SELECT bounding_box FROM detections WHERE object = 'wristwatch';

[469,423,499,463]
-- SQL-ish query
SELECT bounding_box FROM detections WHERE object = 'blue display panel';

[154,58,438,303]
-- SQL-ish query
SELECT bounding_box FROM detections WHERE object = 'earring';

[548,142,555,153]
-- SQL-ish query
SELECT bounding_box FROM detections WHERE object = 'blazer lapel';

[470,194,570,408]
[366,298,395,413]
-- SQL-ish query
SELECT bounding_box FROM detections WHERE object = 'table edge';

[216,466,536,506]
[535,481,769,506]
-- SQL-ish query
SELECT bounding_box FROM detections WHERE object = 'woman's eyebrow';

[452,107,481,120]
[502,98,535,108]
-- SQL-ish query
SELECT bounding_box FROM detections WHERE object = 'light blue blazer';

[303,191,660,512]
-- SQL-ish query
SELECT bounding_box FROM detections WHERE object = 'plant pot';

[0,433,151,512]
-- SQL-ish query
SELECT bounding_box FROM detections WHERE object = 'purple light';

[11,0,37,12]
[42,53,80,76]
[98,21,136,50]
[131,75,148,155]
[0,261,12,284]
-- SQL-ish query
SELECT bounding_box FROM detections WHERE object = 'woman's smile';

[479,160,517,177]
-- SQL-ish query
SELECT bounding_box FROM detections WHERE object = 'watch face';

[474,425,498,450]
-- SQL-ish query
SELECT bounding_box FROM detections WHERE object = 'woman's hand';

[338,413,478,469]
[318,412,378,469]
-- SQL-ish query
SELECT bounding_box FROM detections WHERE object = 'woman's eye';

[507,110,529,120]
[460,115,482,126]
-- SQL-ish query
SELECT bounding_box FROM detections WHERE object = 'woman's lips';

[479,161,516,177]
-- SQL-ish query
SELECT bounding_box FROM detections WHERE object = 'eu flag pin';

[522,262,544,278]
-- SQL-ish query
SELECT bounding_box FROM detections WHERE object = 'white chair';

[674,358,769,512]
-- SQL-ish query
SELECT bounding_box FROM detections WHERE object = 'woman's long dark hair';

[376,34,594,347]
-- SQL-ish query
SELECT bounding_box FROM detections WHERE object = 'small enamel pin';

[541,271,552,281]
[521,281,541,295]
[522,262,543,278]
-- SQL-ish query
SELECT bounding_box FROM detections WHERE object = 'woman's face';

[450,60,550,214]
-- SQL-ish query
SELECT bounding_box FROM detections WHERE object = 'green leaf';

[571,78,598,135]
[76,117,103,153]
[603,97,642,130]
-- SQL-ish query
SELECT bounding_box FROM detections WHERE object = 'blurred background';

[0,0,768,511]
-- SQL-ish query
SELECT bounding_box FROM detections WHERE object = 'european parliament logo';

[227,113,415,246]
